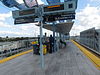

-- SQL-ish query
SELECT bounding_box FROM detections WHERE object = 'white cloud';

[17,0,44,4]
[0,11,51,37]
[20,23,38,31]
[0,22,12,28]
[16,0,24,3]
[0,0,49,37]
[0,30,32,37]
[0,12,12,21]
[38,0,44,4]
[89,0,100,2]
[70,4,100,36]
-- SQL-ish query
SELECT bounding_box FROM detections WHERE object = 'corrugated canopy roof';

[37,21,74,34]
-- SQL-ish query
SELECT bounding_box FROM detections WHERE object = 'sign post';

[39,17,44,69]
[53,22,56,52]
[38,7,44,69]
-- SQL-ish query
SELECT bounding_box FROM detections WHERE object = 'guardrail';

[74,40,100,57]
[0,46,32,57]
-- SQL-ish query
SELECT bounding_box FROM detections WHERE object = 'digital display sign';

[44,4,64,12]
[14,16,37,24]
[55,15,75,20]
[19,9,35,16]
[43,14,75,22]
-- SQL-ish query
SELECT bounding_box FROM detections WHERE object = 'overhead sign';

[46,0,60,4]
[43,1,77,22]
[44,4,64,12]
[14,16,38,24]
[43,1,77,14]
[12,7,37,24]
[47,5,61,8]
[12,8,36,19]
[43,14,75,22]
[19,9,35,16]
[55,14,75,20]
[12,1,77,24]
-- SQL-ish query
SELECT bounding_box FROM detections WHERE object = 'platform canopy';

[37,21,74,34]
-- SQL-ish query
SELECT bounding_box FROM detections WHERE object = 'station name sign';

[55,14,75,20]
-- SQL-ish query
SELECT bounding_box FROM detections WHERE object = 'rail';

[0,46,32,57]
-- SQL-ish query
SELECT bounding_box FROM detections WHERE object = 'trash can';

[33,44,40,55]
[43,45,47,55]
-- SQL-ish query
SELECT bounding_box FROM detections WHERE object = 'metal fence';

[0,39,34,57]
[80,28,100,53]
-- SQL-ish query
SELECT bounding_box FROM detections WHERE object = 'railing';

[0,46,32,57]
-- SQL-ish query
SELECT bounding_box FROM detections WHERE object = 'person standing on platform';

[49,35,54,53]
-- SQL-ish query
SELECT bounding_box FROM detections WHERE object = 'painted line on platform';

[71,40,100,70]
[0,49,33,64]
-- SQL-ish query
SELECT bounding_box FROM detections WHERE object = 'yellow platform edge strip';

[71,40,100,70]
[0,49,33,64]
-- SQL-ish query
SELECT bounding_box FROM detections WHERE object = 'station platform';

[0,41,100,75]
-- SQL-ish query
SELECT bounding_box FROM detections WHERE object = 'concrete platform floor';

[0,41,100,75]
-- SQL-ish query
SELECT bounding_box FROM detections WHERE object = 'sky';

[0,0,100,37]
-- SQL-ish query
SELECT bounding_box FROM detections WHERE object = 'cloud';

[89,0,100,2]
[0,0,49,37]
[17,0,44,4]
[0,12,12,21]
[0,22,12,28]
[16,0,24,3]
[0,11,51,37]
[70,4,100,36]
[0,11,36,37]
[0,30,32,37]
[37,0,44,4]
